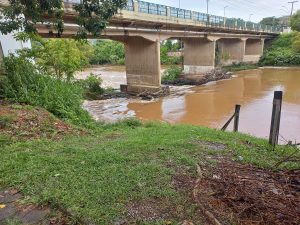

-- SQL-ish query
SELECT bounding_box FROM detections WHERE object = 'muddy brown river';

[83,67,300,143]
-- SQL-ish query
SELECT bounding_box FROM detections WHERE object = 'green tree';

[0,0,127,38]
[260,17,280,26]
[31,38,93,81]
[290,10,300,31]
[90,40,125,65]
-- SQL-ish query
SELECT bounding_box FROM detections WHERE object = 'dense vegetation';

[90,40,125,65]
[0,54,93,126]
[259,33,300,66]
[259,11,300,66]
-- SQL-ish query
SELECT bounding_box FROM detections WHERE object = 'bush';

[161,66,182,83]
[90,40,125,65]
[0,54,92,126]
[259,33,300,66]
[77,74,105,100]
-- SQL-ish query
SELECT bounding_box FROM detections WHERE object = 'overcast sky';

[145,0,299,22]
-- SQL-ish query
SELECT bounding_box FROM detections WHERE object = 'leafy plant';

[0,54,92,126]
[162,66,182,83]
[78,74,105,100]
[290,10,300,32]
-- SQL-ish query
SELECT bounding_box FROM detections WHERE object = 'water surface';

[84,68,300,143]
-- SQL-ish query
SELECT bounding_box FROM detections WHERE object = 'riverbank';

[0,103,299,224]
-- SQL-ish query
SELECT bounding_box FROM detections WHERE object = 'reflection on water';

[85,68,300,142]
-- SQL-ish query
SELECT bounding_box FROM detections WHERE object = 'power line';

[288,1,298,16]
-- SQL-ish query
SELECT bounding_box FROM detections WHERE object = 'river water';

[81,67,300,143]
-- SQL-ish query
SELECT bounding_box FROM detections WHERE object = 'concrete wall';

[183,38,215,75]
[124,37,161,93]
[218,38,246,65]
[244,39,264,64]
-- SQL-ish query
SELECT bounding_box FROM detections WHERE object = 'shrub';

[77,74,105,100]
[162,66,182,83]
[0,54,92,126]
[259,33,300,66]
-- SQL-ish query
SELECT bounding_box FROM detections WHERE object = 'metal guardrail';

[63,0,282,33]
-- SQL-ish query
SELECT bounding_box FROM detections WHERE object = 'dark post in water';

[269,91,283,147]
[234,105,241,132]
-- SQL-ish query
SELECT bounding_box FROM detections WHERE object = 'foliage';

[31,38,93,81]
[260,17,280,26]
[259,33,300,66]
[74,0,127,38]
[290,10,300,32]
[90,40,125,65]
[0,54,92,126]
[0,0,127,38]
[77,74,105,99]
[292,32,300,52]
[162,66,182,83]
[160,41,182,65]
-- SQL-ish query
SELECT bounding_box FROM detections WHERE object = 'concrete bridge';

[1,0,280,93]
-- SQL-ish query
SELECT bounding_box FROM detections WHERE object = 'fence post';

[233,105,241,132]
[269,91,283,147]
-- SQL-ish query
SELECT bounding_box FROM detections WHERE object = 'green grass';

[0,120,298,224]
[224,63,259,72]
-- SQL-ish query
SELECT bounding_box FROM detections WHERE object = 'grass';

[224,62,259,72]
[0,119,299,224]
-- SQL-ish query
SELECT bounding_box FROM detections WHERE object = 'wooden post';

[269,91,283,147]
[233,105,241,132]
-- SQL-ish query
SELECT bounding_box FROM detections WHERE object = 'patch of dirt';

[0,102,82,141]
[193,159,300,225]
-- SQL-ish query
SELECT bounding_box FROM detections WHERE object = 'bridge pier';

[183,38,216,78]
[244,39,264,63]
[218,38,246,66]
[123,37,161,94]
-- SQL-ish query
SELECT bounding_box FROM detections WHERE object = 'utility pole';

[207,0,209,14]
[179,0,180,8]
[224,6,229,18]
[288,1,298,16]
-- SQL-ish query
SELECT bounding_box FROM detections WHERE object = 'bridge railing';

[62,0,282,33]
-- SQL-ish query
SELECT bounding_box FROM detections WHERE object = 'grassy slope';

[0,117,299,224]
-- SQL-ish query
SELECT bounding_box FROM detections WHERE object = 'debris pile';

[194,160,300,225]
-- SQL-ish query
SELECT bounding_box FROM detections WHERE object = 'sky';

[145,0,300,22]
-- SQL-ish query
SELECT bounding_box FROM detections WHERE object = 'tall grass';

[0,54,92,126]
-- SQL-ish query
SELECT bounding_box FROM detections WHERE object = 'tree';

[260,17,280,26]
[0,0,127,38]
[292,32,300,52]
[290,10,300,32]
[30,38,93,81]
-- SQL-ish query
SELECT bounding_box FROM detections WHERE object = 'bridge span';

[1,0,280,93]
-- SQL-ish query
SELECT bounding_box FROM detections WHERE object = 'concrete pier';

[183,38,216,77]
[124,37,161,94]
[218,38,246,66]
[244,39,265,63]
